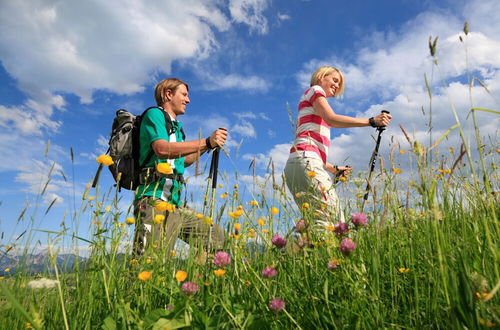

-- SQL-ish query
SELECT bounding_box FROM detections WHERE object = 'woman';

[284,66,391,223]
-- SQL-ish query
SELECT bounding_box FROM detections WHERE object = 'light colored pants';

[133,197,225,256]
[284,155,344,222]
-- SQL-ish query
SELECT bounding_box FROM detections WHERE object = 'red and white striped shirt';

[289,85,330,163]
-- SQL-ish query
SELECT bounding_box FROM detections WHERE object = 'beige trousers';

[284,155,345,222]
[133,197,225,256]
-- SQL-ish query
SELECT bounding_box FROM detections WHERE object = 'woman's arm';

[313,97,391,128]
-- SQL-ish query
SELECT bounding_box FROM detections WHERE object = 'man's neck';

[161,105,177,120]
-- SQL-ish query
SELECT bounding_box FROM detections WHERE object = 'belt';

[139,167,185,185]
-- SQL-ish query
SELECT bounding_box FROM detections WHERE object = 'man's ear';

[164,89,173,102]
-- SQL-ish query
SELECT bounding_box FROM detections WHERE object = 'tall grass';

[0,26,499,329]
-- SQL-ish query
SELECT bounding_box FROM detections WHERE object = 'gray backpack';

[92,107,179,190]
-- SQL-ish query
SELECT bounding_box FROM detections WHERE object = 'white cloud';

[232,120,257,138]
[229,0,269,34]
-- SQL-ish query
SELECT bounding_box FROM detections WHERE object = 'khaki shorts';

[284,155,344,222]
[133,197,225,256]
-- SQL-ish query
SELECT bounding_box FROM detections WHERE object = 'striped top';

[289,85,330,163]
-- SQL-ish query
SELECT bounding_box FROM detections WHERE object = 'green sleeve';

[139,108,169,166]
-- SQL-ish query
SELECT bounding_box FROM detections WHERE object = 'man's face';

[169,84,190,115]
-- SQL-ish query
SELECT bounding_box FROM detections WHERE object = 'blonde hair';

[154,78,189,106]
[310,66,345,97]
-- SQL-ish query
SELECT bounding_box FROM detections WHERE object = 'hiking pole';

[208,128,226,222]
[362,110,390,212]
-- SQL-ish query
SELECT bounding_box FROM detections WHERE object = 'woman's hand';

[326,163,352,177]
[373,112,392,127]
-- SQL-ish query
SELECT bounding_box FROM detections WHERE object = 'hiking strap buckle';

[139,167,185,185]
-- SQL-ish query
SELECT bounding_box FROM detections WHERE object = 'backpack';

[92,107,184,191]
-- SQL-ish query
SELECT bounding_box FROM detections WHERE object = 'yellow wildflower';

[325,224,335,231]
[399,149,406,154]
[195,213,204,219]
[170,250,177,257]
[204,217,214,225]
[203,282,211,286]
[237,205,244,210]
[249,200,259,206]
[262,229,269,233]
[475,292,491,300]
[217,184,224,188]
[392,168,402,174]
[339,176,348,182]
[438,169,452,174]
[105,205,111,213]
[220,193,228,199]
[214,269,226,277]
[449,148,455,153]
[156,162,173,175]
[175,270,188,282]
[155,201,175,212]
[4,268,10,273]
[96,154,114,166]
[257,218,265,226]
[244,280,252,286]
[302,202,310,210]
[479,318,495,327]
[234,184,239,189]
[88,196,95,201]
[398,267,410,273]
[307,170,316,178]
[295,192,301,198]
[232,234,241,240]
[234,223,241,231]
[270,207,279,215]
[130,259,139,267]
[125,217,135,225]
[153,214,165,224]
[138,271,152,281]
[248,232,256,238]
[146,257,152,264]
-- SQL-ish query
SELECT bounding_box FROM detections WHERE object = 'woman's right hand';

[373,112,392,127]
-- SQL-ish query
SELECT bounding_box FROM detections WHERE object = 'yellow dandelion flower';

[96,154,114,166]
[234,184,239,189]
[496,149,500,153]
[339,176,348,182]
[217,184,224,188]
[156,162,173,175]
[232,234,241,240]
[204,217,214,225]
[262,229,269,233]
[88,196,95,201]
[175,270,188,282]
[146,257,152,264]
[104,205,111,213]
[270,207,279,215]
[153,214,165,224]
[257,218,265,226]
[125,217,135,225]
[237,205,244,210]
[302,202,310,209]
[4,268,10,273]
[320,203,327,210]
[399,149,406,154]
[248,232,256,238]
[325,224,335,231]
[170,250,177,257]
[234,223,241,231]
[138,271,152,281]
[152,244,158,249]
[438,169,452,174]
[220,193,228,199]
[295,192,301,198]
[203,281,211,286]
[307,170,316,178]
[392,168,402,174]
[195,213,204,219]
[478,318,495,328]
[449,148,455,153]
[398,268,410,273]
[235,209,244,217]
[214,269,226,276]
[155,201,175,212]
[314,211,321,217]
[249,200,259,206]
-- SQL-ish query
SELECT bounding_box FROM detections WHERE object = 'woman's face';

[318,71,342,97]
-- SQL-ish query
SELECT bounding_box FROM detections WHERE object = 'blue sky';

[0,0,499,253]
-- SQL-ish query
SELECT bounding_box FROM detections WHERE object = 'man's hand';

[209,128,228,148]
[373,112,392,127]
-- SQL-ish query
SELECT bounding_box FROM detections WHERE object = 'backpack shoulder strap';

[139,106,176,167]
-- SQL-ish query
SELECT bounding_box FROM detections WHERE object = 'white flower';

[27,278,59,289]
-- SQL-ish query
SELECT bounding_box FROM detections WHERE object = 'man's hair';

[154,78,189,106]
[310,66,345,97]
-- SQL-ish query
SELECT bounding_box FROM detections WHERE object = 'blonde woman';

[284,66,392,222]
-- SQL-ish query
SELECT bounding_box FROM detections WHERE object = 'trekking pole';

[362,110,390,212]
[207,128,226,221]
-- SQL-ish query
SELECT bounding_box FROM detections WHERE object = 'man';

[133,78,227,255]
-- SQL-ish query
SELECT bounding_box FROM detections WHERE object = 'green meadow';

[0,29,498,329]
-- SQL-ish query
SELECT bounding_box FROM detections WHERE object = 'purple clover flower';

[327,259,340,270]
[181,281,199,296]
[271,234,287,249]
[268,298,285,312]
[295,220,307,233]
[334,222,349,236]
[351,212,368,228]
[340,238,356,256]
[261,266,277,278]
[213,251,231,268]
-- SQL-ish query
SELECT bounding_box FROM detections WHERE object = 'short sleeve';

[308,85,326,104]
[141,108,169,143]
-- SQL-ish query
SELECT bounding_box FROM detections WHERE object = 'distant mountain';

[0,253,88,275]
